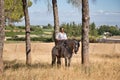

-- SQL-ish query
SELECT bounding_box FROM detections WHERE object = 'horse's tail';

[51,46,58,66]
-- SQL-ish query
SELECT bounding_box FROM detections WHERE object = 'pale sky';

[15,0,120,27]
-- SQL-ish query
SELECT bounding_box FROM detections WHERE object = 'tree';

[33,0,59,45]
[52,0,59,45]
[22,0,31,65]
[98,25,120,35]
[67,0,90,66]
[81,0,90,67]
[0,0,5,74]
[90,22,98,36]
[61,22,82,37]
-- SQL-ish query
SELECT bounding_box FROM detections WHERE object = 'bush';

[7,37,25,41]
[31,37,53,42]
[7,37,53,42]
[89,36,98,43]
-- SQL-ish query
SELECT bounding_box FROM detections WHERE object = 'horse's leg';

[57,56,61,67]
[68,58,71,67]
[51,55,56,66]
[65,57,67,67]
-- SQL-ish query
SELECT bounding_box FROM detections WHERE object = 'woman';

[56,27,67,41]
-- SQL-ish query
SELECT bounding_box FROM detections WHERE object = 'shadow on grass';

[93,53,120,59]
[4,60,52,70]
[102,54,120,59]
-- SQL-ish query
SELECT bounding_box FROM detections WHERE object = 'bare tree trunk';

[22,0,31,65]
[81,0,90,67]
[52,0,59,45]
[0,0,5,74]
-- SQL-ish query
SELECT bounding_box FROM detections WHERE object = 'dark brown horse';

[51,39,80,67]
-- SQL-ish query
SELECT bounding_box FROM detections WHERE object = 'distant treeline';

[61,22,120,37]
[5,22,120,42]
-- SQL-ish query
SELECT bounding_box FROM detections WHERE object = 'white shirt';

[56,32,67,40]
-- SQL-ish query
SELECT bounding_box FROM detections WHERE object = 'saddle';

[55,40,66,48]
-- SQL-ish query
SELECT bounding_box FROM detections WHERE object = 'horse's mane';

[64,39,80,46]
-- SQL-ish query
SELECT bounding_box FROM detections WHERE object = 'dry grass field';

[0,42,120,80]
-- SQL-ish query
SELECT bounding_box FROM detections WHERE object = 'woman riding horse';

[52,39,80,67]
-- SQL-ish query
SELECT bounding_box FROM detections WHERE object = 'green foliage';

[7,37,53,42]
[61,22,82,37]
[89,36,98,43]
[5,25,15,30]
[5,25,53,42]
[31,37,53,42]
[5,25,25,37]
[5,32,25,37]
[17,26,25,29]
[30,26,43,35]
[5,24,120,42]
[43,23,53,29]
[89,23,120,37]
[5,0,32,25]
[98,25,120,35]
[89,22,98,36]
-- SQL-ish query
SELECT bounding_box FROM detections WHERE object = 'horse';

[51,39,80,67]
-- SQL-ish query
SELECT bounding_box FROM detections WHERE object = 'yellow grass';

[0,42,120,80]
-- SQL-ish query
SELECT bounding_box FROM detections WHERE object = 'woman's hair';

[60,27,64,31]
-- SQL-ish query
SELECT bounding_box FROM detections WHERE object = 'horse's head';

[64,39,80,54]
[73,39,80,54]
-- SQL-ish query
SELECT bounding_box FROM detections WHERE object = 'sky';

[15,0,120,27]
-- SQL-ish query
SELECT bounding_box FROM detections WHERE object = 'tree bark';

[52,0,59,45]
[81,0,90,66]
[0,0,5,74]
[22,0,31,65]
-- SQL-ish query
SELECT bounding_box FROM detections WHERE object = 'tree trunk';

[22,0,31,65]
[52,0,59,45]
[81,0,90,67]
[0,0,5,74]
